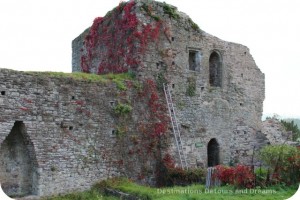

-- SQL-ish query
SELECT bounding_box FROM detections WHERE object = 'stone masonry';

[1,0,267,198]
[72,0,266,166]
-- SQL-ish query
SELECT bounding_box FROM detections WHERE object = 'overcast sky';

[0,0,299,118]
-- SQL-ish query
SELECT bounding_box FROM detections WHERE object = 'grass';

[26,71,135,90]
[43,189,117,200]
[46,178,299,200]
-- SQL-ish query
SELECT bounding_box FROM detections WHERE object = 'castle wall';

[0,69,123,196]
[71,0,266,167]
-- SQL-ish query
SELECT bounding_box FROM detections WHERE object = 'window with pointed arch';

[209,51,222,87]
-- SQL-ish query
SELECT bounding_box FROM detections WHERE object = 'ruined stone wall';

[0,69,131,197]
[71,0,266,167]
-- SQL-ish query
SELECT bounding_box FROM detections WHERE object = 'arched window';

[209,51,222,87]
[207,138,220,167]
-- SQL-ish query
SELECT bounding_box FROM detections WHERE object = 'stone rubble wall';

[262,118,295,145]
[0,69,123,196]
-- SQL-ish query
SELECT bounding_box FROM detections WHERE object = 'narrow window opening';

[240,103,243,106]
[209,51,222,87]
[241,73,244,78]
[172,84,175,89]
[172,61,175,65]
[1,91,5,95]
[69,126,73,130]
[201,87,204,92]
[71,96,75,100]
[189,50,201,71]
[171,37,175,41]
[189,51,196,71]
[112,130,116,135]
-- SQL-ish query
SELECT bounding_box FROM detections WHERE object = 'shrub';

[163,2,180,19]
[254,167,268,187]
[214,165,255,188]
[113,103,132,115]
[259,144,300,185]
[281,119,300,141]
[166,167,205,186]
[186,77,196,96]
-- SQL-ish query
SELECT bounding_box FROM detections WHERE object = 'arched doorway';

[209,51,222,87]
[207,138,220,167]
[0,121,38,197]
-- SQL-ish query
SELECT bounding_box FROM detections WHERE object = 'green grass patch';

[94,178,298,200]
[45,178,298,200]
[26,71,135,90]
[43,188,117,200]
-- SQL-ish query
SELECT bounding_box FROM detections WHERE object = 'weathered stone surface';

[262,118,295,145]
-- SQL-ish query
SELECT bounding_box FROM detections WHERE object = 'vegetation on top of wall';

[141,2,161,21]
[162,2,180,20]
[280,119,300,141]
[26,72,135,87]
[188,18,201,32]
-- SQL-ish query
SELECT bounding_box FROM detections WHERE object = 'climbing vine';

[81,1,163,74]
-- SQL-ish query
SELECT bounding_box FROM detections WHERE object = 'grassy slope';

[46,179,298,200]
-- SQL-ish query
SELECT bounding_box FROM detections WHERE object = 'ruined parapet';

[262,118,297,145]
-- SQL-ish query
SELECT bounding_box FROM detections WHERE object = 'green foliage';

[188,18,200,31]
[26,72,134,89]
[259,145,297,167]
[43,188,117,200]
[155,72,167,91]
[281,119,300,141]
[254,167,268,187]
[115,126,127,138]
[163,2,180,19]
[46,177,298,200]
[113,103,132,115]
[141,3,161,21]
[259,144,300,184]
[186,77,196,96]
[166,167,205,186]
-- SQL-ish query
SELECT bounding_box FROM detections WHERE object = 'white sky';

[0,0,299,118]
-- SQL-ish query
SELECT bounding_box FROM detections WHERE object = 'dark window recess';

[241,73,244,78]
[209,51,222,87]
[189,51,196,71]
[172,84,175,89]
[172,61,175,65]
[172,37,175,41]
[1,91,5,95]
[112,130,116,135]
[189,50,201,71]
[201,87,204,92]
[69,126,73,130]
[240,103,243,106]
[71,96,75,100]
